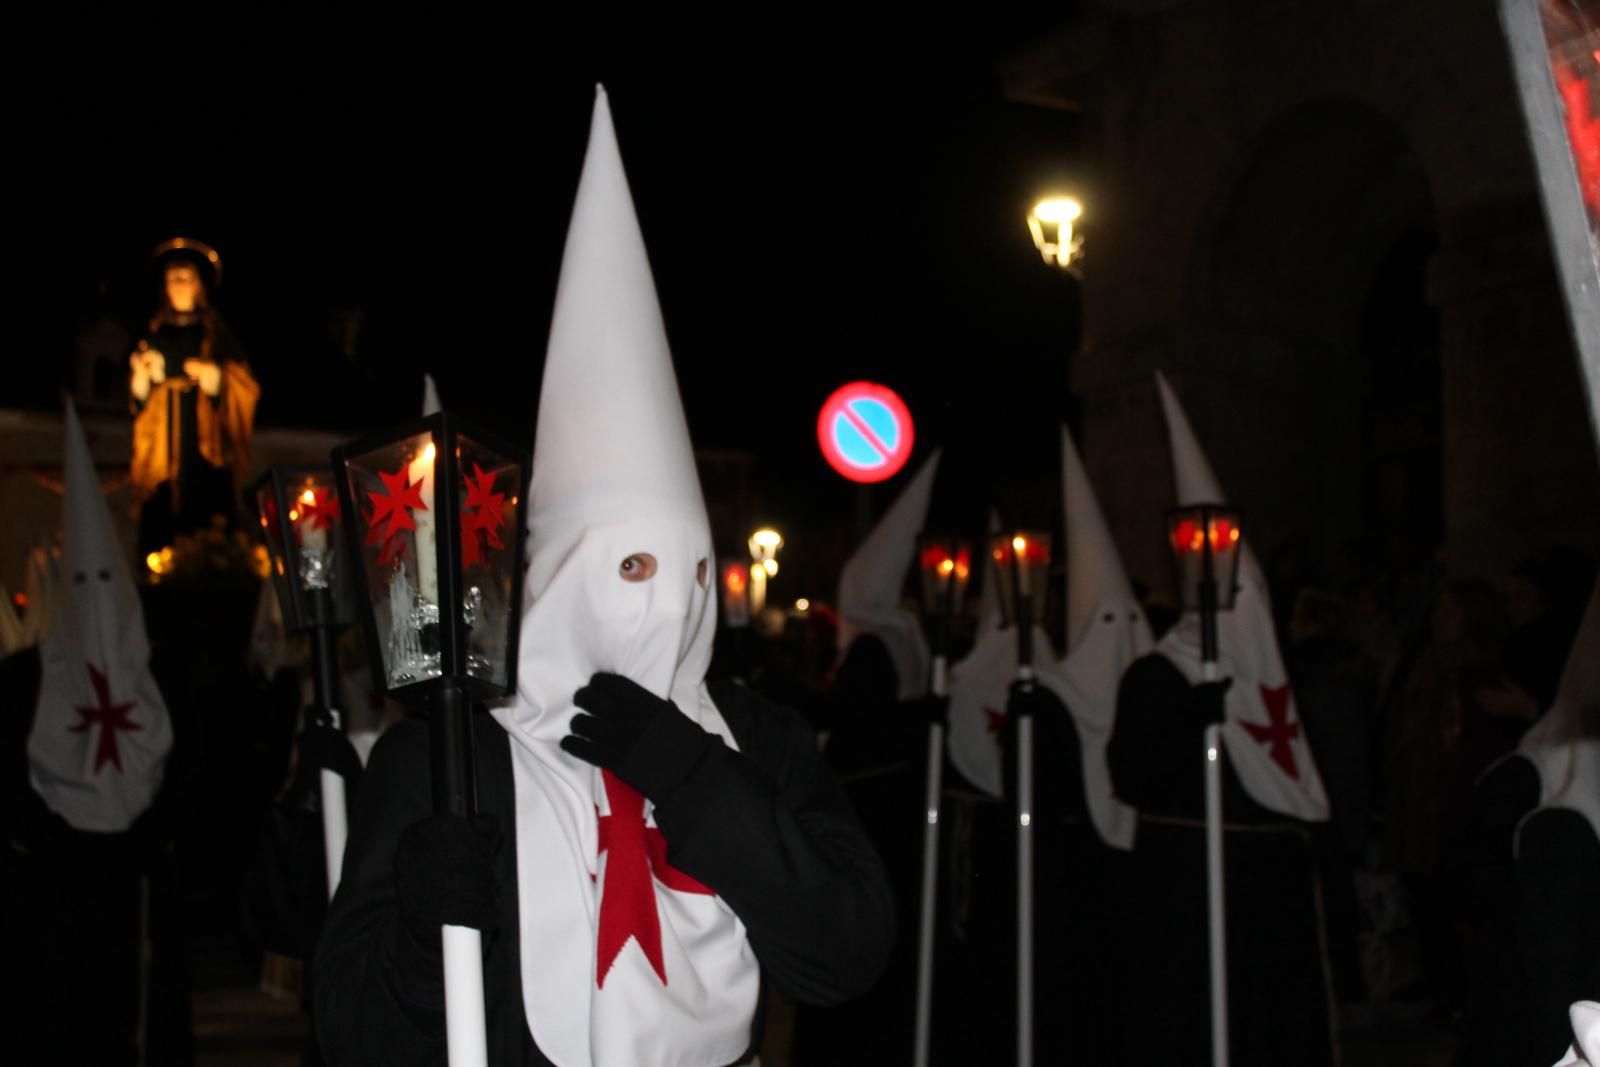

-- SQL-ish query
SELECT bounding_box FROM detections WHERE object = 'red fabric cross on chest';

[594,769,712,988]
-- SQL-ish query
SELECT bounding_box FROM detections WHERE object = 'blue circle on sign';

[817,382,916,483]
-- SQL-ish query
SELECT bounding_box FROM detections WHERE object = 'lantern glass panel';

[988,532,1051,625]
[1168,506,1243,612]
[918,537,973,620]
[252,467,357,632]
[455,433,520,690]
[720,558,751,627]
[343,430,444,690]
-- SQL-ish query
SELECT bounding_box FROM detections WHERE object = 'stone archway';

[1172,97,1438,589]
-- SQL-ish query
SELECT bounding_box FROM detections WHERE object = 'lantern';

[252,466,359,635]
[989,531,1052,628]
[1166,503,1243,665]
[332,413,529,706]
[720,558,751,629]
[917,534,973,655]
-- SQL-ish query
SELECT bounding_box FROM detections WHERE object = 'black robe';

[1106,653,1335,1066]
[313,681,894,1066]
[1,647,191,1067]
[1518,806,1600,1062]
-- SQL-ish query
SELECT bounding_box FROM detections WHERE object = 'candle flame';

[421,442,437,463]
[299,488,317,506]
[1012,535,1027,554]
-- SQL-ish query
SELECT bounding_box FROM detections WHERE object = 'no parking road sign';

[817,382,915,483]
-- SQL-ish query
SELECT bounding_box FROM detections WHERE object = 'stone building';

[1005,0,1599,591]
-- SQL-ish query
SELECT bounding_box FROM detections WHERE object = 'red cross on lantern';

[594,770,713,988]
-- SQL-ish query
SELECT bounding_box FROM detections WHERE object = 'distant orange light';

[724,566,746,593]
[13,592,26,608]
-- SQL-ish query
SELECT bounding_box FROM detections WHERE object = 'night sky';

[17,22,1084,583]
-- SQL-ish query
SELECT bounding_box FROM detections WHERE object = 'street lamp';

[748,527,782,613]
[1166,501,1244,1067]
[1027,196,1085,276]
[988,527,1052,1067]
[251,465,360,897]
[332,412,529,1067]
[910,533,973,1067]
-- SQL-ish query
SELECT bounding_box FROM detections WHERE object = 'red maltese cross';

[1239,683,1300,780]
[70,664,142,774]
[594,770,712,988]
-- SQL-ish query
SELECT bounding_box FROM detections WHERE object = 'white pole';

[913,654,949,1067]
[1016,665,1035,1067]
[443,924,489,1066]
[1202,658,1229,1067]
[320,769,349,900]
[319,709,350,900]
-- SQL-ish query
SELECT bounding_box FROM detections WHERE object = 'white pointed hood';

[1035,427,1149,849]
[949,510,1041,797]
[28,400,172,832]
[1154,372,1329,821]
[421,373,442,416]
[1518,579,1600,847]
[836,451,940,700]
[488,88,756,1067]
[1553,1001,1600,1066]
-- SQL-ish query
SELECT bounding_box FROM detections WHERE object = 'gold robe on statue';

[130,361,260,503]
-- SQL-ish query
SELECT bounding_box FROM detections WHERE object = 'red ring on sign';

[817,381,915,483]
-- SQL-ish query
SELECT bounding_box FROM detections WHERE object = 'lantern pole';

[1199,508,1230,1067]
[1007,535,1038,1067]
[913,554,952,1067]
[307,586,349,900]
[430,427,489,1067]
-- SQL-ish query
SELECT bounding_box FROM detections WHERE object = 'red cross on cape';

[594,770,712,988]
[69,664,142,774]
[1239,682,1300,780]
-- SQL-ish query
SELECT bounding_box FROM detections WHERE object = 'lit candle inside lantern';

[409,442,438,602]
[298,488,327,554]
[1012,535,1030,598]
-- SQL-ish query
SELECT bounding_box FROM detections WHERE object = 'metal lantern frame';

[331,412,530,708]
[916,534,974,652]
[251,465,360,636]
[988,530,1053,635]
[1166,503,1244,663]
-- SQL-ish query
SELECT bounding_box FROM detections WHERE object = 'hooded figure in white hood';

[29,400,173,832]
[315,88,892,1067]
[1108,372,1328,823]
[1034,426,1150,849]
[834,452,941,703]
[1103,374,1336,1067]
[4,402,176,1067]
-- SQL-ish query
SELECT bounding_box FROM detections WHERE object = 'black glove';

[1190,678,1233,725]
[285,713,363,812]
[1007,680,1054,719]
[393,815,502,955]
[907,694,948,727]
[562,672,718,799]
[297,714,363,780]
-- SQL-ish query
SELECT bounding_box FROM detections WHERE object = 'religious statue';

[129,238,259,555]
